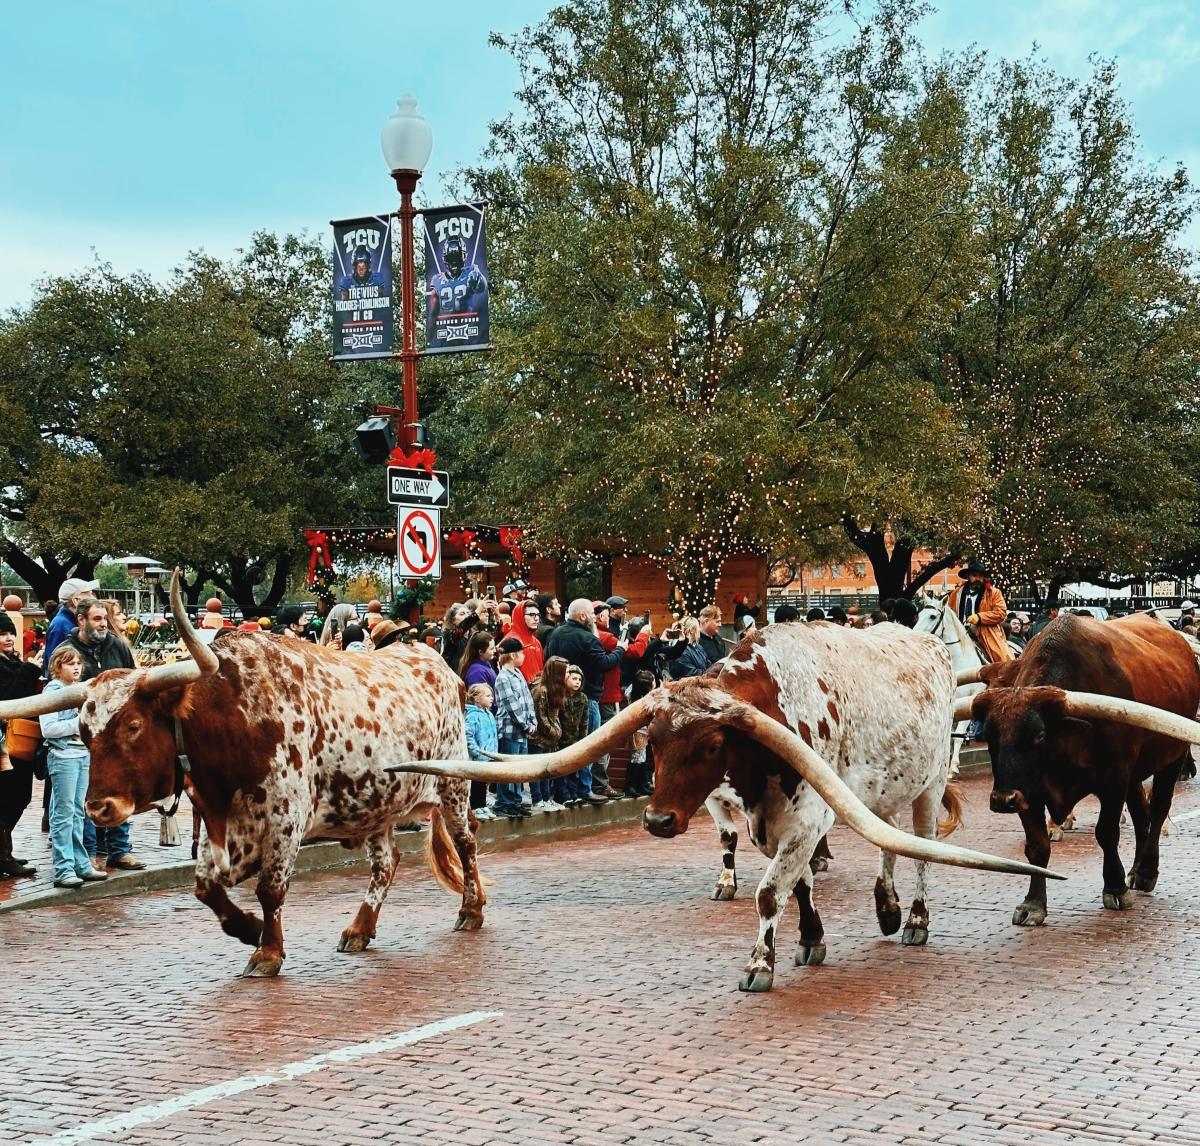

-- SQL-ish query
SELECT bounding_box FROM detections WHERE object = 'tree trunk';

[2,545,97,605]
[663,531,723,616]
[842,515,955,601]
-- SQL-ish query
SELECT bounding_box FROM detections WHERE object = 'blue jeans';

[494,737,527,813]
[47,751,91,880]
[528,748,551,803]
[84,816,131,860]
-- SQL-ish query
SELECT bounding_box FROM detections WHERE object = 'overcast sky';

[1,0,1196,314]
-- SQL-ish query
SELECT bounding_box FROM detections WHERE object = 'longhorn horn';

[723,704,1063,880]
[137,568,219,694]
[953,696,976,722]
[956,667,983,687]
[385,693,661,780]
[1057,690,1200,743]
[0,683,88,721]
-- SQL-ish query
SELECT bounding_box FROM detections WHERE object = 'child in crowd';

[491,636,536,818]
[340,623,368,652]
[529,656,568,811]
[464,682,498,822]
[555,663,590,807]
[39,646,107,889]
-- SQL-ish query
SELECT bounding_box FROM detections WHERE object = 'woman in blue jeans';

[39,646,108,889]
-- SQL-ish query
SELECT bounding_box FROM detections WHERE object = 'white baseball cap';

[58,577,101,601]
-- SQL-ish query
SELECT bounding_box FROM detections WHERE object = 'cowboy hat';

[958,561,989,578]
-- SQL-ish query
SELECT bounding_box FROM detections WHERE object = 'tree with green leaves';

[921,57,1200,602]
[428,0,982,613]
[0,234,389,612]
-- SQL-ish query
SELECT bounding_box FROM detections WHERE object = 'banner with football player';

[331,215,394,360]
[423,202,490,354]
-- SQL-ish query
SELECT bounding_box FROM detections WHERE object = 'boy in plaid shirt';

[492,636,537,818]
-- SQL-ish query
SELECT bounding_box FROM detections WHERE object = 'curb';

[0,796,654,916]
[0,755,995,916]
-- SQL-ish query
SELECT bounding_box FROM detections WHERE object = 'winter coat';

[507,608,545,683]
[669,641,712,680]
[65,629,134,680]
[544,619,622,701]
[597,622,650,704]
[39,678,88,758]
[698,630,726,667]
[948,581,1014,664]
[463,660,498,691]
[529,681,563,751]
[559,690,589,748]
[464,704,499,762]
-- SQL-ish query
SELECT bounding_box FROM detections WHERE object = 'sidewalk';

[0,778,654,915]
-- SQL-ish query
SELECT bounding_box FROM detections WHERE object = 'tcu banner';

[331,216,394,360]
[423,202,490,354]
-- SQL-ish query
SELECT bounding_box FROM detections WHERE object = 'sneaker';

[53,875,84,889]
[587,792,609,805]
[106,854,147,871]
[474,807,496,821]
[77,868,108,882]
[544,800,566,812]
[599,786,624,799]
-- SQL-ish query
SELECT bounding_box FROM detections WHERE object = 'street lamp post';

[381,94,433,452]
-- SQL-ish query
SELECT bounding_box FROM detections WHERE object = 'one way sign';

[386,466,450,508]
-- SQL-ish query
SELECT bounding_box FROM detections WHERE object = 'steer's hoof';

[1012,901,1047,927]
[454,912,483,931]
[1103,888,1134,911]
[337,932,371,953]
[1128,871,1157,893]
[712,882,737,901]
[876,905,902,936]
[241,953,283,978]
[901,925,928,947]
[1048,826,1064,843]
[809,855,829,873]
[795,942,826,966]
[738,968,774,993]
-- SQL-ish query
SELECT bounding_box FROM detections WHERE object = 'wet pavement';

[3,772,1200,1144]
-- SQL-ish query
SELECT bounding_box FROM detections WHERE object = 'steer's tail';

[426,807,466,895]
[938,782,964,838]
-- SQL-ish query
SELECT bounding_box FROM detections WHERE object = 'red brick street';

[4,771,1200,1144]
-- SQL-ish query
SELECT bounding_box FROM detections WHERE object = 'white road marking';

[30,1010,503,1146]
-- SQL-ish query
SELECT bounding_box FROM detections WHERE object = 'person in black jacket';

[66,598,143,870]
[545,598,627,802]
[697,605,726,667]
[0,612,41,877]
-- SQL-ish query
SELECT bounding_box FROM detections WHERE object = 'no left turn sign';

[397,507,441,579]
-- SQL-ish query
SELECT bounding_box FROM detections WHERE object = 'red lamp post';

[380,94,434,452]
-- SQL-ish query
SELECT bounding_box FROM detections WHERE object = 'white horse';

[915,594,985,779]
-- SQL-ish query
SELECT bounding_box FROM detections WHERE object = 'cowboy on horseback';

[948,561,1014,665]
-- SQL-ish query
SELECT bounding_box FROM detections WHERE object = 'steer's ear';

[136,675,196,719]
[979,660,1020,688]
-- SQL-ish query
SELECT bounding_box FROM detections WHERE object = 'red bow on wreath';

[304,530,333,584]
[498,526,525,568]
[445,529,477,554]
[386,446,438,474]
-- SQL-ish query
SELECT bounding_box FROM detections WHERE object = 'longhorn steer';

[0,572,486,977]
[962,612,1200,926]
[390,623,1060,992]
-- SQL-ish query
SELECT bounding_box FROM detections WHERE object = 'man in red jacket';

[593,600,650,798]
[506,599,545,683]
